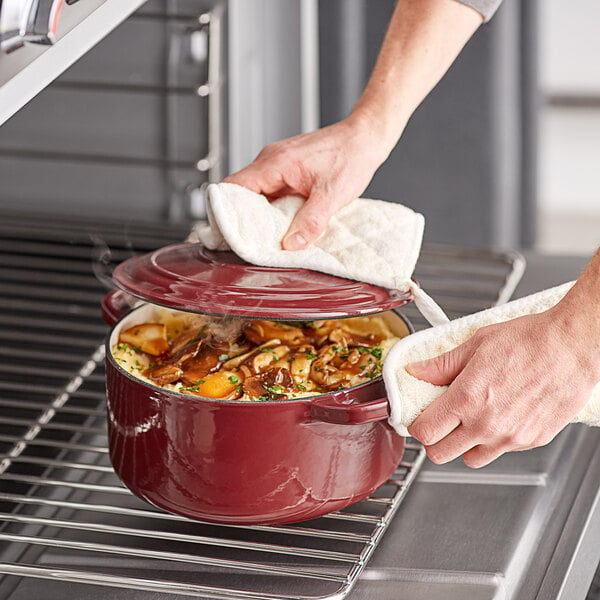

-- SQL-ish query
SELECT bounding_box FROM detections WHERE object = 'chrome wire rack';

[0,212,521,600]
[0,347,426,600]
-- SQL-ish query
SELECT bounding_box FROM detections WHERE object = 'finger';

[423,426,479,464]
[266,185,297,200]
[224,167,287,197]
[407,397,461,446]
[282,191,339,250]
[462,444,506,469]
[406,341,474,386]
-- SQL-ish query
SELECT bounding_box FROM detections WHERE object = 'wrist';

[343,107,407,168]
[548,253,600,381]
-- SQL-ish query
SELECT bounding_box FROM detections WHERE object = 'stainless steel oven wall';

[0,0,147,126]
[0,0,316,225]
[0,0,226,223]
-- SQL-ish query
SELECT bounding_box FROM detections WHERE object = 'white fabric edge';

[383,326,443,436]
[383,281,578,435]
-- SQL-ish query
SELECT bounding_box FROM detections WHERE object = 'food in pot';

[112,310,404,401]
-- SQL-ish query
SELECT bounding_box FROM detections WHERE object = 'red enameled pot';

[103,244,414,525]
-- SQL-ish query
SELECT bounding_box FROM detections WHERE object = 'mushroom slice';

[243,367,293,400]
[289,346,316,384]
[329,327,377,349]
[310,344,348,388]
[313,344,337,370]
[310,362,345,388]
[356,352,379,377]
[342,315,393,339]
[169,327,207,356]
[181,371,242,399]
[120,323,169,356]
[242,376,269,399]
[222,339,281,369]
[306,320,343,338]
[328,329,349,354]
[246,345,289,375]
[145,363,183,386]
[180,340,230,385]
[245,320,305,345]
[263,366,294,390]
[339,348,361,369]
[171,339,203,365]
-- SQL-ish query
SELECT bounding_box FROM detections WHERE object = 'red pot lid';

[112,243,413,320]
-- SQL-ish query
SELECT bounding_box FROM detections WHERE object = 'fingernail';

[283,232,308,250]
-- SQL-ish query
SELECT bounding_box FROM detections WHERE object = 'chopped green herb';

[358,345,382,360]
[228,375,240,384]
[116,342,142,355]
[265,384,284,393]
[218,354,229,361]
[180,380,206,391]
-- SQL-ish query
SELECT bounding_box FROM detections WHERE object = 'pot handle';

[102,289,138,326]
[310,397,390,425]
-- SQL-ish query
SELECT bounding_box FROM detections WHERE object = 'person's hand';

[406,303,600,468]
[224,116,388,250]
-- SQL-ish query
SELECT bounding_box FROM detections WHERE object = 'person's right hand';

[224,116,388,250]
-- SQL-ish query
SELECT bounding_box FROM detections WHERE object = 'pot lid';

[112,243,413,320]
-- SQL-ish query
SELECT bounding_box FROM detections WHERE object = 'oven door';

[0,0,147,126]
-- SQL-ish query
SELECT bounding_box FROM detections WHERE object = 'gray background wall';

[319,0,536,250]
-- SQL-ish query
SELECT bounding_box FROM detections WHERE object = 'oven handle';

[1,0,65,52]
[25,0,65,45]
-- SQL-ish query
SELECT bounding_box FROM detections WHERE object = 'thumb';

[405,342,473,386]
[282,191,339,250]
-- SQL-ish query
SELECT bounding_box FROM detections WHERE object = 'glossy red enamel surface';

[112,243,413,320]
[106,348,405,525]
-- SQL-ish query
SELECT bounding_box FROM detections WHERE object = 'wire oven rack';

[0,212,522,600]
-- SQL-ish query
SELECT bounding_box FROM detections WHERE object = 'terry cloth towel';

[198,182,450,327]
[383,281,600,435]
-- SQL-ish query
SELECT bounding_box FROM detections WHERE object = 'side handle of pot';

[102,289,138,326]
[310,397,390,425]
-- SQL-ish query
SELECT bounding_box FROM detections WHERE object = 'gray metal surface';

[0,0,318,225]
[0,0,225,223]
[0,0,147,126]
[0,212,597,600]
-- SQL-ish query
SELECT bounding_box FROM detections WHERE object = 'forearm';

[551,250,600,366]
[560,249,600,309]
[348,0,483,165]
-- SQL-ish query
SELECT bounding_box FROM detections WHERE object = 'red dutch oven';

[103,243,414,525]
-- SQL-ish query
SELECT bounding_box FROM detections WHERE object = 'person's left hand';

[406,306,600,468]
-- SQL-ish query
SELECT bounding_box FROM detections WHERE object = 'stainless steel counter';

[352,251,600,600]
